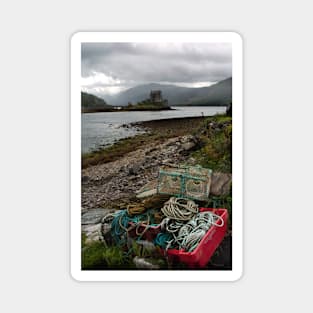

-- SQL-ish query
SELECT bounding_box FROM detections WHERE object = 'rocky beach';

[81,115,232,269]
[82,118,202,210]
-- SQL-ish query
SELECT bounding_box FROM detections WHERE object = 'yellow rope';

[127,204,147,216]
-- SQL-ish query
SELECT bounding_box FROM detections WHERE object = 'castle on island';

[149,90,168,106]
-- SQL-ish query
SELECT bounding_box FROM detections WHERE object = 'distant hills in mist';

[82,77,232,108]
[106,77,231,106]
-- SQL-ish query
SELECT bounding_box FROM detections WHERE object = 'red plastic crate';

[127,208,228,268]
[164,208,228,268]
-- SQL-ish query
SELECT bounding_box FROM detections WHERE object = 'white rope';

[161,197,199,221]
[176,211,224,252]
[160,209,224,252]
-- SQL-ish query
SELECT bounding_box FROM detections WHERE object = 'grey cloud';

[81,42,232,94]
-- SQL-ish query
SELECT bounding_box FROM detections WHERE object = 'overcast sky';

[81,42,232,97]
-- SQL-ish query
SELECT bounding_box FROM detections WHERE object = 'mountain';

[106,77,232,106]
[187,77,232,106]
[81,92,113,111]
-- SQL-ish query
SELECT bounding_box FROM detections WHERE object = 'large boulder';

[210,173,232,196]
[81,208,116,244]
[181,141,196,151]
[81,208,113,225]
[82,223,102,244]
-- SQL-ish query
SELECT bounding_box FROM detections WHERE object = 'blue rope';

[110,209,158,245]
[110,210,130,245]
[154,232,174,249]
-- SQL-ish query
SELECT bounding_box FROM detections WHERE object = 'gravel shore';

[81,117,205,210]
[81,116,232,270]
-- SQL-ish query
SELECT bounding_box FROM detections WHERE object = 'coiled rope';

[155,210,224,252]
[176,211,224,252]
[105,197,224,254]
[109,209,158,245]
[154,232,174,250]
[161,197,198,221]
[126,204,146,216]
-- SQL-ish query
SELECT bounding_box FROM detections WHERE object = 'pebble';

[81,135,201,209]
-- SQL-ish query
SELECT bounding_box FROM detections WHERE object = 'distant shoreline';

[81,107,174,113]
[82,116,206,168]
[130,115,207,129]
[82,104,227,114]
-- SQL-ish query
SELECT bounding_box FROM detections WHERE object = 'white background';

[71,32,243,282]
[0,0,312,312]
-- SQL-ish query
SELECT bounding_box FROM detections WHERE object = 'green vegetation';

[191,114,232,227]
[81,92,114,113]
[122,99,170,111]
[82,242,132,270]
[82,133,159,168]
[191,115,232,172]
[81,233,167,270]
[81,91,171,113]
[82,114,232,171]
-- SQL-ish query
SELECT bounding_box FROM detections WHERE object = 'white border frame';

[71,32,243,281]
